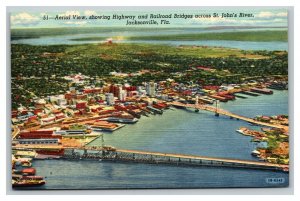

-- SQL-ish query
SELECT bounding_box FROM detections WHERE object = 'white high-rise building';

[105,93,115,105]
[146,82,157,97]
[195,95,199,105]
[119,89,127,101]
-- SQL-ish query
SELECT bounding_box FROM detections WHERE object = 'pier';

[170,102,288,131]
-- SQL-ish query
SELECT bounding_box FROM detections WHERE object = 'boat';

[12,178,46,187]
[236,127,250,136]
[251,150,261,156]
[208,95,227,102]
[35,154,61,160]
[234,94,247,99]
[198,96,215,104]
[267,82,287,90]
[238,91,260,96]
[13,167,36,176]
[22,176,44,180]
[35,148,65,156]
[104,117,138,124]
[146,106,163,114]
[250,88,273,95]
[172,105,186,109]
[282,166,289,172]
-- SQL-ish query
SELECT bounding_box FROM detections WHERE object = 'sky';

[9,7,288,29]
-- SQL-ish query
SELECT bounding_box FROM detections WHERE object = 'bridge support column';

[215,113,219,117]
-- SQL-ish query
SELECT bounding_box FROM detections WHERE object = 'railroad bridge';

[62,146,289,172]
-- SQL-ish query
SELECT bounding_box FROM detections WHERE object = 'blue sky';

[10,7,288,28]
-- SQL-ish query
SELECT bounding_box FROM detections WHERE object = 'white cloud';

[257,11,287,18]
[11,12,39,26]
[64,21,87,25]
[40,12,47,17]
[192,17,253,26]
[276,12,288,17]
[61,11,81,16]
[84,10,97,16]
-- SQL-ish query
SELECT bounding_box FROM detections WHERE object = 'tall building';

[146,82,157,97]
[119,89,127,102]
[105,93,115,105]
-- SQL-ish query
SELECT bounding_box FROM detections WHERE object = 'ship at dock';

[250,88,273,95]
[104,117,138,124]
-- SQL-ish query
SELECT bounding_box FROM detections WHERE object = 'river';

[27,90,288,189]
[11,28,288,51]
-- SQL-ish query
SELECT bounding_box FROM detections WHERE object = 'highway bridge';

[171,101,288,131]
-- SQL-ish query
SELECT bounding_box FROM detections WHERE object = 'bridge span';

[66,147,289,172]
[171,102,288,131]
[13,145,288,172]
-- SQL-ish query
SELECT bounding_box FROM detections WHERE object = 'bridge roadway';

[171,102,288,131]
[13,145,287,172]
[72,146,288,172]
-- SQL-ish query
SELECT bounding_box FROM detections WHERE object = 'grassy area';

[129,30,288,42]
[71,30,287,42]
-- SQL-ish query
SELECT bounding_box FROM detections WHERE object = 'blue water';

[28,90,289,189]
[11,28,288,51]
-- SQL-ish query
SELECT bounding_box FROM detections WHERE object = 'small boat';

[251,150,260,156]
